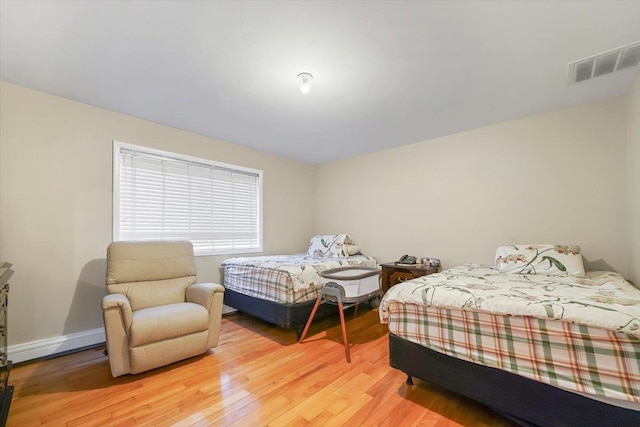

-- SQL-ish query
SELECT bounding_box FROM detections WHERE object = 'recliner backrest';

[106,240,197,311]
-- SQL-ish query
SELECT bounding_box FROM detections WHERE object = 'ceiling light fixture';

[297,72,313,94]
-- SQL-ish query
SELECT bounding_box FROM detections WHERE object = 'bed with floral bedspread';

[380,245,640,426]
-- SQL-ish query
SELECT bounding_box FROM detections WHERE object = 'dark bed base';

[223,288,340,335]
[389,333,640,427]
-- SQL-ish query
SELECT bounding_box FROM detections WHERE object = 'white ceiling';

[1,1,639,165]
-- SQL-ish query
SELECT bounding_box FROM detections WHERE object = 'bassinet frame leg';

[298,296,323,343]
[337,301,351,363]
[299,283,353,363]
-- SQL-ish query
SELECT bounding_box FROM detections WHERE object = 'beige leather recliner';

[102,240,224,377]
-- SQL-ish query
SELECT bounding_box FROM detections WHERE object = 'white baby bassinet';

[300,266,382,362]
[319,266,381,303]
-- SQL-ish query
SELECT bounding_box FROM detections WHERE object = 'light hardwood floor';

[8,308,514,426]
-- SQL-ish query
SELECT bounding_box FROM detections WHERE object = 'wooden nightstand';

[380,262,440,294]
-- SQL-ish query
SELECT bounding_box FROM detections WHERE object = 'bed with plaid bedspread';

[380,264,640,408]
[222,253,377,304]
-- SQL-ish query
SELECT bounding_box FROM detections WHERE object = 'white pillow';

[494,244,585,276]
[307,234,353,258]
[346,244,361,256]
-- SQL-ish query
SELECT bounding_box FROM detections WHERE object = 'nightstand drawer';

[390,270,416,285]
[380,262,440,294]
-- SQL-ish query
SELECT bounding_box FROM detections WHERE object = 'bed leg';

[406,375,413,385]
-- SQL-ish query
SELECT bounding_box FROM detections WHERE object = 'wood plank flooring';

[7,308,515,426]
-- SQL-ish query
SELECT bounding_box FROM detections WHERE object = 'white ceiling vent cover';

[568,41,640,84]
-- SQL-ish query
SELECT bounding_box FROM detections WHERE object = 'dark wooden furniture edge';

[0,263,12,289]
[0,264,11,427]
[388,333,640,427]
[380,262,440,294]
[0,383,11,427]
[379,262,440,272]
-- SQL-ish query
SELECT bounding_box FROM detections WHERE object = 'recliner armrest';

[186,282,225,310]
[187,283,225,349]
[102,293,133,331]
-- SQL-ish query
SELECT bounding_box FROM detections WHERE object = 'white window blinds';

[113,142,262,256]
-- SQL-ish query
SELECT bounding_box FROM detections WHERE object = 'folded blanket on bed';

[380,264,640,337]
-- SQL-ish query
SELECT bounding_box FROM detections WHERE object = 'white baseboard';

[8,328,106,364]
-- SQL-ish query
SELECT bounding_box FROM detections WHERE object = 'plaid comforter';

[380,264,640,406]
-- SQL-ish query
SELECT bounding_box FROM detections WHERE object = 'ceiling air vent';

[568,40,640,84]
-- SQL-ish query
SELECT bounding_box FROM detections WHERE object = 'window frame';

[112,140,263,256]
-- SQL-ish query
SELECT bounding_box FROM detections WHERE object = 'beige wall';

[627,73,640,286]
[1,78,637,354]
[0,82,315,347]
[315,97,628,274]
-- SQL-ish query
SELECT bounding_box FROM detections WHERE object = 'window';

[113,141,262,256]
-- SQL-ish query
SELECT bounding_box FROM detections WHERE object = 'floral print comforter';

[380,264,640,337]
